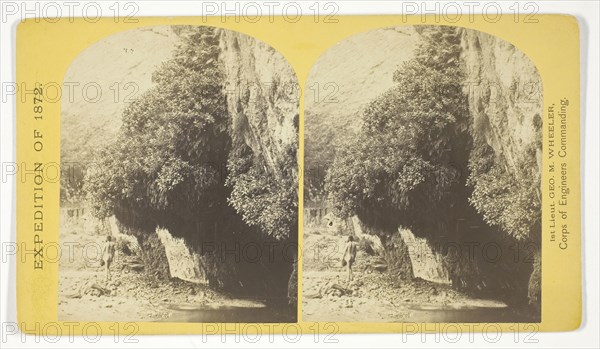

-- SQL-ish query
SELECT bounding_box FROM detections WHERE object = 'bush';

[325,26,470,237]
[84,27,297,300]
[226,141,298,241]
[86,26,229,231]
[324,26,541,304]
[467,135,541,240]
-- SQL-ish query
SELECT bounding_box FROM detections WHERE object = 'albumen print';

[58,26,299,323]
[302,25,542,323]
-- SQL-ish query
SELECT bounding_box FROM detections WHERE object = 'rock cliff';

[306,25,542,308]
[216,29,299,302]
[461,28,542,305]
[75,26,299,305]
[461,28,543,175]
[219,29,299,181]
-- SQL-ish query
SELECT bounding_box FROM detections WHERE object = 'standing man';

[342,235,358,282]
[101,235,116,282]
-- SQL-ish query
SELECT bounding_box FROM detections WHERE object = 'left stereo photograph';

[58,25,299,323]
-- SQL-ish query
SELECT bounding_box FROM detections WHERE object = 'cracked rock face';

[460,28,542,306]
[460,28,543,177]
[219,29,299,181]
[303,25,542,308]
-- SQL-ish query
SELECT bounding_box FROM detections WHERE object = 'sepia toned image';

[303,25,542,323]
[11,8,588,338]
[58,26,299,323]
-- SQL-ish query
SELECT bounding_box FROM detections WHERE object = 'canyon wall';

[461,28,542,305]
[219,29,299,182]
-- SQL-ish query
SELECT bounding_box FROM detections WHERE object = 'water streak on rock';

[156,228,206,284]
[399,229,450,284]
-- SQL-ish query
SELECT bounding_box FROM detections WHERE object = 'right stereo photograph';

[302,25,542,323]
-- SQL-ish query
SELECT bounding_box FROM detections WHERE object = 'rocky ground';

[302,227,508,322]
[58,214,263,322]
[58,261,229,322]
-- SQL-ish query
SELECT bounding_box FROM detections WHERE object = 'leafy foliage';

[85,27,298,300]
[323,26,541,305]
[326,26,470,235]
[86,27,229,230]
[326,25,541,243]
[226,141,298,241]
[467,135,541,240]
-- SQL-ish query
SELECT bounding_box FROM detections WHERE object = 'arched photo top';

[303,24,542,198]
[61,25,299,168]
[59,25,299,323]
[302,25,543,323]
